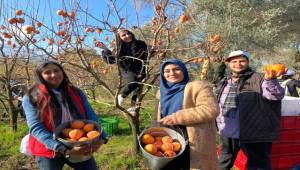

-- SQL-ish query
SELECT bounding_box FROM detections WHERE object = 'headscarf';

[160,59,190,117]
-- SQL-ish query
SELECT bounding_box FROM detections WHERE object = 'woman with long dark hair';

[22,61,107,170]
[99,28,148,113]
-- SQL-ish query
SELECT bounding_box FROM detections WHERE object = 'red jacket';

[28,84,86,158]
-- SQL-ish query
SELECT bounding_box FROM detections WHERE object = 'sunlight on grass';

[94,135,137,169]
[0,121,28,159]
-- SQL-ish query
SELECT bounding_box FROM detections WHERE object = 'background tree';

[0,0,203,153]
[187,0,300,81]
[0,7,34,130]
[1,0,299,153]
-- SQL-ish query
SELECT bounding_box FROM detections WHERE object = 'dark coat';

[101,40,148,75]
[216,72,281,142]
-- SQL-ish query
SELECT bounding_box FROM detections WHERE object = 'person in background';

[11,82,27,118]
[156,59,219,170]
[99,28,148,113]
[22,61,107,170]
[278,69,300,97]
[216,50,284,170]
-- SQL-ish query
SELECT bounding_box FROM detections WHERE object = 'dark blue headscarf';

[160,59,190,117]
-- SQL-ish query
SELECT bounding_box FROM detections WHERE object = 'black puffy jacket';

[101,40,148,75]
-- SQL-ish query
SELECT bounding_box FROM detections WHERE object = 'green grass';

[0,121,28,159]
[0,98,230,170]
[94,135,137,169]
[139,104,155,131]
[92,103,153,169]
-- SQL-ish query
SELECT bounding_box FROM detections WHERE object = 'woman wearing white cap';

[215,50,284,170]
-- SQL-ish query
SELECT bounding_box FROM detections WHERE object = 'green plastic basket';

[99,117,119,137]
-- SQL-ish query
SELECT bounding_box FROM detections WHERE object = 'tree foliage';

[191,0,299,51]
[183,0,300,81]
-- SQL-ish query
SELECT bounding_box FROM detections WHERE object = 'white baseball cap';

[285,69,295,76]
[224,50,250,61]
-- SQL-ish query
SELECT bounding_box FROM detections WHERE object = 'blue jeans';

[35,156,98,170]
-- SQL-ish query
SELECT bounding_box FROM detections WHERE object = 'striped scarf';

[216,68,255,118]
[222,82,239,117]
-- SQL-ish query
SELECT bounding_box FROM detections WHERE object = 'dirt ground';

[0,155,37,170]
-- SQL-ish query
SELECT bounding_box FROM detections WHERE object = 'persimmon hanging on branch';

[36,22,43,27]
[56,9,67,18]
[15,10,23,16]
[209,34,221,43]
[179,14,189,24]
[68,11,76,19]
[95,28,102,35]
[22,25,35,34]
[8,18,18,24]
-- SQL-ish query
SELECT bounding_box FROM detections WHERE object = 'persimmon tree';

[0,0,218,152]
[0,9,33,130]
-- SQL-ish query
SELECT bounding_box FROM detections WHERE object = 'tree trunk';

[92,88,96,101]
[8,100,18,131]
[199,58,210,80]
[130,114,140,154]
[126,111,140,155]
[0,98,9,118]
[5,83,18,131]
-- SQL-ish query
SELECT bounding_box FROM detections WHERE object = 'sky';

[1,0,155,29]
[0,0,186,56]
[0,0,158,54]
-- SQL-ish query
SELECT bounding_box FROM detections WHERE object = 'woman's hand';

[158,115,176,126]
[67,140,105,156]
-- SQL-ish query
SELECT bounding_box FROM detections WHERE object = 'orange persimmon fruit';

[172,142,181,152]
[144,144,157,155]
[142,134,155,144]
[161,142,173,152]
[78,137,89,142]
[83,123,95,132]
[16,10,23,15]
[161,136,173,143]
[69,129,84,140]
[164,150,176,157]
[86,130,100,139]
[62,128,72,138]
[70,120,85,129]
